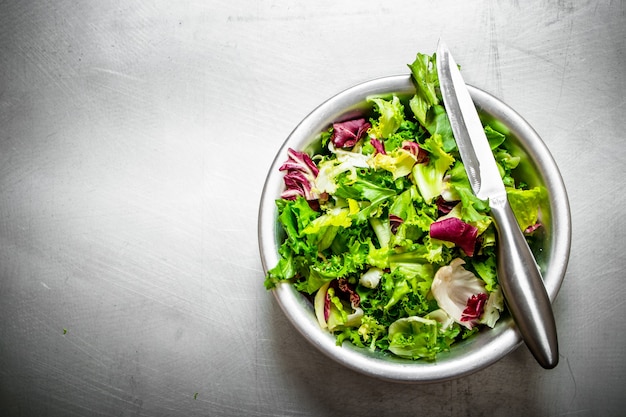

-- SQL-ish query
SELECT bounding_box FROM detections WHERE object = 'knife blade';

[436,41,559,369]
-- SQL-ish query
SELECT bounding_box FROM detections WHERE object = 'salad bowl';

[258,74,571,383]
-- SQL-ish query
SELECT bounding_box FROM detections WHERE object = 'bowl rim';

[258,74,571,383]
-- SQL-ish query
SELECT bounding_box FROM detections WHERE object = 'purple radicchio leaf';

[401,140,429,164]
[331,118,371,148]
[389,214,404,234]
[430,217,479,257]
[337,277,360,308]
[435,196,459,214]
[460,293,489,323]
[370,138,386,155]
[279,148,319,201]
[524,222,543,234]
[324,290,331,322]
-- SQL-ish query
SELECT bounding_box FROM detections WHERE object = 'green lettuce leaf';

[334,175,397,222]
[302,207,352,251]
[445,161,492,234]
[369,148,417,180]
[471,255,498,292]
[411,134,455,202]
[367,96,405,139]
[407,53,456,152]
[485,125,506,149]
[388,316,440,360]
[265,197,320,288]
[407,53,439,109]
[507,186,547,232]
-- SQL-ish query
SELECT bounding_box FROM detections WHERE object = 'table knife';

[436,41,559,369]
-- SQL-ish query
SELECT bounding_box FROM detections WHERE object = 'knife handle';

[489,195,559,369]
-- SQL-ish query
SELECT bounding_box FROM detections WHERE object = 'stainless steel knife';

[436,41,559,369]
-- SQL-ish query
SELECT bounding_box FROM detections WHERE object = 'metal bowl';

[258,75,571,383]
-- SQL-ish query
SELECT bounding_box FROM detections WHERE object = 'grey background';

[1,0,624,416]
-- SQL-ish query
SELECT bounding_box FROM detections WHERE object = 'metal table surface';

[0,1,624,416]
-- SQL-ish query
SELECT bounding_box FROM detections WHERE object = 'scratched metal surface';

[0,1,624,416]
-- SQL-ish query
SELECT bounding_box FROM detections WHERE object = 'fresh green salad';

[264,52,546,360]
